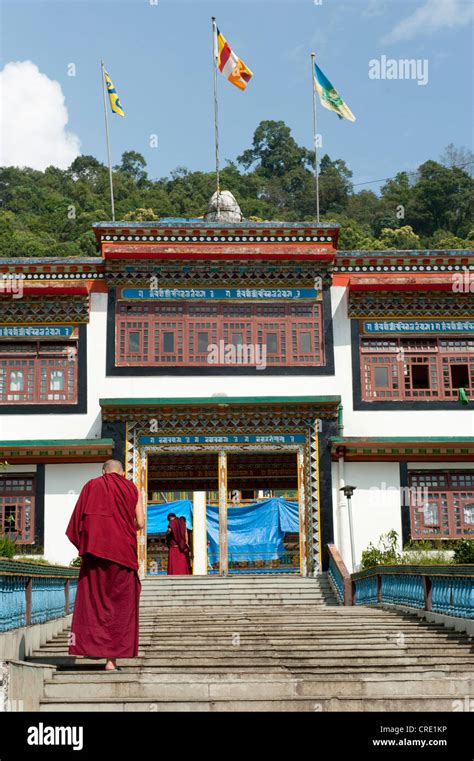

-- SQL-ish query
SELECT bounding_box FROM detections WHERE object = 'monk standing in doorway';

[166,513,192,575]
[65,460,145,671]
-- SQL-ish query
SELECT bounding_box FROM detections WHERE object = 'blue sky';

[1,0,473,191]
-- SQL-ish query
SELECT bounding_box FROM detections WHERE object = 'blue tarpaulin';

[147,500,193,534]
[147,497,299,562]
[206,498,299,562]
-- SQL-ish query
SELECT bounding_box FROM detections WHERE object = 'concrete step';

[43,674,474,700]
[30,573,474,712]
[45,628,468,647]
[47,667,474,682]
[140,586,334,592]
[139,591,334,596]
[34,639,474,654]
[140,577,330,584]
[38,695,466,712]
[29,654,474,670]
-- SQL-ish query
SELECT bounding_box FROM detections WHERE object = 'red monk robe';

[66,472,141,658]
[166,516,192,575]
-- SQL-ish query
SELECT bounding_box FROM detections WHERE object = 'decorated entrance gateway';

[0,195,472,576]
[100,395,340,577]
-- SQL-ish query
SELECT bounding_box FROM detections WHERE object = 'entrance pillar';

[218,450,228,576]
[297,448,307,576]
[192,491,207,575]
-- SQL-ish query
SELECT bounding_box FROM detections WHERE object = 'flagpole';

[310,52,320,224]
[101,61,116,222]
[211,17,221,216]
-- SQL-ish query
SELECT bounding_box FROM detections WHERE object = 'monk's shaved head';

[102,459,124,475]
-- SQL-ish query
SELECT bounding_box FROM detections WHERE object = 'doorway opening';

[221,451,300,574]
[146,452,218,575]
[144,449,301,576]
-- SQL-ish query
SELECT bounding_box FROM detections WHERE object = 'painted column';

[297,447,307,576]
[138,450,147,579]
[337,446,346,550]
[192,491,207,575]
[218,449,228,576]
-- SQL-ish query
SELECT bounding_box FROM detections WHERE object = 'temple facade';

[0,204,473,577]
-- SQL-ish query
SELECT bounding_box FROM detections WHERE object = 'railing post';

[422,574,432,611]
[350,579,356,606]
[65,579,70,615]
[25,577,32,626]
[376,573,382,603]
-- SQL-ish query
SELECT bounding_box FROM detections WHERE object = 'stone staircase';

[28,575,474,711]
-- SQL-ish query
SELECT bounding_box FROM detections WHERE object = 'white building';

[0,202,473,575]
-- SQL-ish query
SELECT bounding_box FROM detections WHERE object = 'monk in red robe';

[66,460,145,671]
[166,513,192,575]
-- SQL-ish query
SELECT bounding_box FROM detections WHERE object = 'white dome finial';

[204,190,242,222]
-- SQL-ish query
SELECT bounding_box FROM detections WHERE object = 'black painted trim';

[351,320,469,411]
[106,288,335,376]
[319,418,336,571]
[34,464,45,553]
[0,324,88,415]
[101,420,126,466]
[399,462,411,546]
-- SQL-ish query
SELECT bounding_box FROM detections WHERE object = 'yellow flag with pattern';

[104,69,125,117]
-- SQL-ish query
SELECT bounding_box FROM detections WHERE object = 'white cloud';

[382,0,474,44]
[0,60,80,170]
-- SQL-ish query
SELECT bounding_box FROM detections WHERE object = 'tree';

[318,154,353,213]
[375,225,420,250]
[0,121,472,257]
[335,217,378,250]
[378,171,413,234]
[440,143,474,178]
[346,190,380,228]
[237,120,313,178]
[116,151,148,186]
[68,156,105,184]
[428,229,471,250]
[407,161,474,238]
[123,208,159,222]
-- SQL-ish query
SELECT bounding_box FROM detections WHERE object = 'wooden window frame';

[361,336,474,402]
[0,341,78,405]
[408,470,474,540]
[115,301,325,368]
[0,475,36,545]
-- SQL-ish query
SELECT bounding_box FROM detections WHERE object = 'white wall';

[1,288,473,441]
[2,464,37,474]
[44,463,100,565]
[332,461,402,572]
[1,288,472,566]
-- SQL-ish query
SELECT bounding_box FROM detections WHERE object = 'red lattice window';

[409,470,474,539]
[0,341,78,404]
[361,336,474,401]
[116,301,324,367]
[0,476,35,544]
[154,322,184,363]
[188,304,219,365]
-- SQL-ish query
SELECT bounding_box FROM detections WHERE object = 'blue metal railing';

[327,544,473,619]
[381,574,425,609]
[431,575,474,618]
[354,575,378,606]
[351,565,474,619]
[0,576,27,631]
[0,559,79,633]
[31,578,71,625]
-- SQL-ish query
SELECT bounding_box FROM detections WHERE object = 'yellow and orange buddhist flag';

[214,25,253,91]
